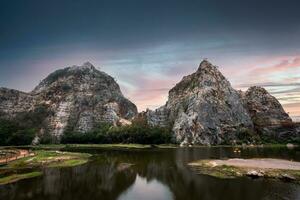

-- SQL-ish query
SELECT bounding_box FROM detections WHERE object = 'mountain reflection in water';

[0,147,300,200]
[118,175,173,200]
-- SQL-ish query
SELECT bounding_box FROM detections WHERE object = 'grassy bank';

[62,143,178,149]
[2,150,91,169]
[1,143,178,150]
[189,159,300,183]
[0,150,91,185]
[0,171,42,185]
[2,143,294,151]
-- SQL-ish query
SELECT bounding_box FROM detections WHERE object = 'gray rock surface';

[0,60,296,145]
[0,88,35,118]
[242,86,297,141]
[0,62,137,142]
[243,86,292,126]
[146,60,296,145]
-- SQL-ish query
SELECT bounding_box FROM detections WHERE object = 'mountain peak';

[169,60,230,98]
[199,59,212,67]
[69,62,96,71]
[197,59,218,72]
[82,61,95,69]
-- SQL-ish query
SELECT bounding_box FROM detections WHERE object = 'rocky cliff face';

[0,60,296,145]
[242,86,297,141]
[0,88,34,118]
[243,86,292,126]
[0,62,137,142]
[146,60,296,145]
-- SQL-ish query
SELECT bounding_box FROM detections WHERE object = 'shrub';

[0,119,36,146]
[236,128,261,144]
[15,104,50,128]
[7,129,36,146]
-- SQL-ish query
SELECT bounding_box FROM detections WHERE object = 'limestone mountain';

[145,60,297,145]
[0,60,297,145]
[0,62,137,143]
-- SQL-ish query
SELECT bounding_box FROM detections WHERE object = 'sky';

[1,0,300,119]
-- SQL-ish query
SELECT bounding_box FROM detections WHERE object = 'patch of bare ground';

[209,158,300,170]
[189,158,300,183]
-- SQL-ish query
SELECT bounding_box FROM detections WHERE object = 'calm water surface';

[0,147,300,200]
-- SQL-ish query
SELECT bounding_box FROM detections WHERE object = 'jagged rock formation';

[0,62,137,143]
[0,88,34,117]
[0,59,297,145]
[242,86,297,141]
[146,60,297,145]
[243,86,292,126]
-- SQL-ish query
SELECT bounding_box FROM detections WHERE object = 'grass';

[2,150,91,169]
[49,159,89,168]
[0,171,42,185]
[195,144,288,148]
[1,143,293,151]
[64,143,178,149]
[0,150,91,185]
[1,144,179,150]
[189,160,300,183]
[67,143,152,149]
[25,143,178,150]
[189,161,242,179]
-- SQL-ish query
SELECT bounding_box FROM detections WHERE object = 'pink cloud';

[118,56,300,116]
[118,62,204,111]
[250,56,300,75]
[119,72,176,111]
[282,102,300,117]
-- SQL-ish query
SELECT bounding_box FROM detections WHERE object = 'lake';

[0,146,300,200]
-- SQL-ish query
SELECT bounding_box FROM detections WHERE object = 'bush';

[236,128,261,144]
[15,104,50,128]
[0,104,52,146]
[0,119,36,146]
[39,132,53,144]
[7,129,36,146]
[61,83,72,92]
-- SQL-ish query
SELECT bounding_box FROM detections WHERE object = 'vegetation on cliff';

[0,104,51,145]
[0,61,299,146]
[0,119,36,146]
[61,120,173,145]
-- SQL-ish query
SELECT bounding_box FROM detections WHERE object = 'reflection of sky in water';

[118,175,173,200]
[1,148,300,200]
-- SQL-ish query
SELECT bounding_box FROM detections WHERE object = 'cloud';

[282,102,300,116]
[250,56,300,75]
[235,82,300,88]
[117,71,176,111]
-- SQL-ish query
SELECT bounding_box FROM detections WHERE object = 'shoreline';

[0,150,91,185]
[189,158,300,183]
[0,143,298,151]
[0,144,299,185]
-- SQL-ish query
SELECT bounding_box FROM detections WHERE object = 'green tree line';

[61,121,173,144]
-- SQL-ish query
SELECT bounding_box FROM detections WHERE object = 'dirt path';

[0,149,34,164]
[210,158,300,170]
